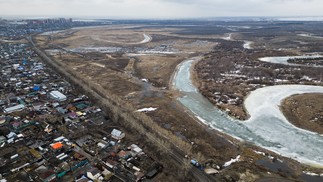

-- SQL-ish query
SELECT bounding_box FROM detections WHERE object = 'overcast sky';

[1,0,323,19]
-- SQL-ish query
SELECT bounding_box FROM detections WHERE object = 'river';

[173,59,323,167]
[259,55,323,67]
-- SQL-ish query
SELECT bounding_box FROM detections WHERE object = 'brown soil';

[36,26,241,163]
[32,25,322,180]
[135,55,186,87]
[50,48,241,164]
[280,93,323,134]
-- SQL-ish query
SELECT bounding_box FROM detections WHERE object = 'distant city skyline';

[1,0,323,19]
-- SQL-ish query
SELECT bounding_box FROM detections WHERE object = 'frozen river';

[173,59,323,167]
[259,55,323,67]
[140,34,152,44]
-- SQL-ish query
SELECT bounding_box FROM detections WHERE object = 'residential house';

[86,167,102,181]
[111,129,125,140]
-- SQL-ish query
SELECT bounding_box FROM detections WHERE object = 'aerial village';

[0,20,162,182]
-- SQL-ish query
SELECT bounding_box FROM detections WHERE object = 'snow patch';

[223,155,240,167]
[196,116,207,123]
[303,171,320,176]
[222,33,232,40]
[243,41,253,49]
[136,107,157,112]
[254,150,266,156]
[127,51,180,56]
[298,33,323,39]
[140,34,152,44]
[141,78,148,82]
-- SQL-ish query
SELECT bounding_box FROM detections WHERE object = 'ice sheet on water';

[173,59,323,167]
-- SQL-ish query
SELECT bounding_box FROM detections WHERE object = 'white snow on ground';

[298,33,323,39]
[254,150,266,156]
[303,171,320,176]
[223,155,240,167]
[195,116,207,123]
[243,41,253,49]
[40,30,65,35]
[254,150,276,160]
[136,107,157,112]
[70,46,122,53]
[141,78,148,82]
[127,51,180,56]
[140,34,152,44]
[90,33,152,45]
[222,33,232,40]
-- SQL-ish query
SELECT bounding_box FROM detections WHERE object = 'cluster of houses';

[0,18,105,40]
[0,42,162,181]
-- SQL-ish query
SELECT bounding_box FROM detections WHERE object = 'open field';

[33,23,323,181]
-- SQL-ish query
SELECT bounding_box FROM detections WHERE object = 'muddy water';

[173,59,323,167]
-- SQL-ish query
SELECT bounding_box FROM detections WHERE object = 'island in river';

[175,59,323,168]
[194,39,323,121]
[281,93,323,135]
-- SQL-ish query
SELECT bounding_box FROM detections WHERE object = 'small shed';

[49,91,67,102]
[130,144,143,156]
[111,129,125,140]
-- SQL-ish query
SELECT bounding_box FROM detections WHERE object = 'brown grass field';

[281,93,323,134]
[33,24,323,181]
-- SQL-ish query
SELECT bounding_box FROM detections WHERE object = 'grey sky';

[0,0,322,19]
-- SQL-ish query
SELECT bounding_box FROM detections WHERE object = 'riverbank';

[194,45,323,121]
[193,62,249,120]
[174,59,323,168]
[190,59,202,89]
[280,93,323,135]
